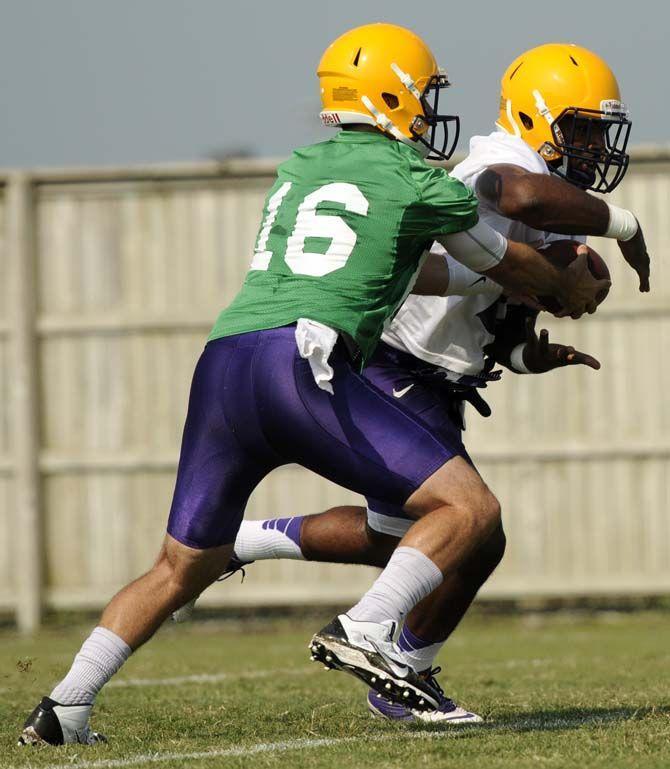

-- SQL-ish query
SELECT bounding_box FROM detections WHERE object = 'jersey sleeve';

[405,166,480,241]
[452,131,550,193]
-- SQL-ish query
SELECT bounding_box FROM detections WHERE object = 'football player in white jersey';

[175,43,651,724]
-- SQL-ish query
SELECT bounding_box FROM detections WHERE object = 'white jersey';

[382,130,585,378]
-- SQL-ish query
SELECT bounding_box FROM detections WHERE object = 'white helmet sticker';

[600,99,629,118]
[320,112,342,126]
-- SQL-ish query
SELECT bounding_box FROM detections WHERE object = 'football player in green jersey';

[176,41,650,726]
[20,23,608,745]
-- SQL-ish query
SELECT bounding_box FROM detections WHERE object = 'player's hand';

[618,223,650,292]
[522,317,600,372]
[505,292,543,311]
[555,248,611,319]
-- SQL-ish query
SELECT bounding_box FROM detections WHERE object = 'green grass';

[2,611,669,768]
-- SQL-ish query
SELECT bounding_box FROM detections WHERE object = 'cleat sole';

[309,636,437,711]
[18,727,46,746]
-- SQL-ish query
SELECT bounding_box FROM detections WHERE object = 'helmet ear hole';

[519,112,534,130]
[382,93,400,110]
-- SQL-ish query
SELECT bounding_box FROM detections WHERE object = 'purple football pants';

[167,326,465,549]
[362,342,474,529]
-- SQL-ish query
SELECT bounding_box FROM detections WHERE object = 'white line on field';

[0,656,585,696]
[9,712,639,769]
[11,738,350,769]
[10,732,460,769]
[0,667,315,696]
[107,666,314,688]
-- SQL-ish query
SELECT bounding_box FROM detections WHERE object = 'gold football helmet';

[497,43,631,191]
[318,23,459,160]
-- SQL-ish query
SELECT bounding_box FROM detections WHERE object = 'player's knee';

[458,487,502,545]
[466,521,506,581]
[153,538,228,602]
[480,490,502,537]
[488,521,507,567]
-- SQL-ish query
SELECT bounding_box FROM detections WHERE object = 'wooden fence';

[1,150,668,632]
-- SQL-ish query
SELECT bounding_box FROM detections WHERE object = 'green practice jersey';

[209,129,478,364]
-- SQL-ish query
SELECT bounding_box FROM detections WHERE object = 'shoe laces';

[216,565,246,584]
[420,666,455,708]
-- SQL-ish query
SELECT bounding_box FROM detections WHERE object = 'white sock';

[233,518,304,562]
[50,627,131,705]
[347,546,443,626]
[398,641,444,673]
[397,623,444,672]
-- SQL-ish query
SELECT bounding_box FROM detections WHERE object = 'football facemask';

[547,106,631,193]
[411,72,460,161]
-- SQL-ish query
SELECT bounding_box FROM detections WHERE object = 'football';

[539,239,610,313]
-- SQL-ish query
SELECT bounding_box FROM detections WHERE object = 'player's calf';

[20,536,232,746]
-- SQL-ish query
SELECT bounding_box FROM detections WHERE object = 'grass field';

[2,610,669,769]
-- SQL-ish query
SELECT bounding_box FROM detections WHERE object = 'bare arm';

[436,221,610,318]
[477,164,650,292]
[484,240,609,319]
[411,248,500,297]
[411,250,451,295]
[476,163,610,234]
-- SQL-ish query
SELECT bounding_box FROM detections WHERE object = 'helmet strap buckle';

[410,115,429,137]
[539,142,560,161]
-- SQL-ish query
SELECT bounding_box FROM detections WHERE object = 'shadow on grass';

[411,704,670,737]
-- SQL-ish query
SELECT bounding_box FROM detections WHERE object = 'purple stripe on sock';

[260,516,304,547]
[275,516,303,546]
[397,624,433,652]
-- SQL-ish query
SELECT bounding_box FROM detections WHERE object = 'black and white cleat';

[309,614,441,712]
[18,697,106,746]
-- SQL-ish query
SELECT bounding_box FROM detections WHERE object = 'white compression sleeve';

[444,258,502,296]
[436,220,508,272]
[427,242,501,296]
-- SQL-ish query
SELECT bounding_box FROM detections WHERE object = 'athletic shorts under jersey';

[209,129,478,365]
[167,327,464,548]
[362,341,476,538]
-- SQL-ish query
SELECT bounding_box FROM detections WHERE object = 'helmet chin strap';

[361,96,428,156]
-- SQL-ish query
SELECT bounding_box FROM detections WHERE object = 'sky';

[0,0,668,168]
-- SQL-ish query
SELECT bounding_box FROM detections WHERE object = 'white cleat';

[367,665,483,725]
[309,615,441,711]
[413,702,484,724]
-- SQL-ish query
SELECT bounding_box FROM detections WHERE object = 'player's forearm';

[487,336,520,372]
[412,247,501,297]
[477,165,629,236]
[488,306,538,371]
[484,240,562,298]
